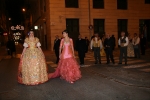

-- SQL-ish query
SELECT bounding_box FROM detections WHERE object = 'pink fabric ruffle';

[49,57,81,82]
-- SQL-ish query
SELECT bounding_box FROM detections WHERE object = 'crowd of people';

[53,31,147,66]
[17,30,147,85]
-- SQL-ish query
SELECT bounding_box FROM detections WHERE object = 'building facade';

[0,0,9,46]
[27,0,150,50]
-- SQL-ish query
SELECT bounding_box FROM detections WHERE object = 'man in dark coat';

[111,35,116,51]
[76,35,86,66]
[6,38,16,58]
[85,37,89,53]
[104,34,115,64]
[53,35,60,64]
[140,34,147,55]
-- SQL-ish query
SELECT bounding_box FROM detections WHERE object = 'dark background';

[5,0,25,25]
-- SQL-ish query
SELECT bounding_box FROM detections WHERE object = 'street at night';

[1,0,150,100]
[0,45,150,100]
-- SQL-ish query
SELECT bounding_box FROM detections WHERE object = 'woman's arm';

[70,39,75,57]
[21,48,26,56]
[59,39,63,58]
[37,42,45,57]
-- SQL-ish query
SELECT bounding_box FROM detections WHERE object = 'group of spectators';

[53,31,147,66]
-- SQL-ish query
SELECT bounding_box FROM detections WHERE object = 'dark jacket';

[140,37,146,46]
[53,39,60,51]
[104,37,114,49]
[6,40,16,52]
[75,39,86,52]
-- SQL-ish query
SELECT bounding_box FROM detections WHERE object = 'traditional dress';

[100,48,106,56]
[50,38,81,83]
[18,37,48,85]
[127,39,134,57]
[101,37,106,57]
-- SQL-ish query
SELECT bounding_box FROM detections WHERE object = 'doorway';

[66,18,79,46]
[139,19,150,42]
[93,19,105,38]
[117,19,128,38]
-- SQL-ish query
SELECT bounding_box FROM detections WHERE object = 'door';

[93,19,105,38]
[66,18,79,46]
[139,19,150,42]
[117,19,128,38]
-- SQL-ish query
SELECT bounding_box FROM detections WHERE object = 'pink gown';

[49,38,81,83]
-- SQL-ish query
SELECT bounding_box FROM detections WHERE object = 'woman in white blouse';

[18,30,49,85]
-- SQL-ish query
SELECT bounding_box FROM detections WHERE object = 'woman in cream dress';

[127,34,134,57]
[18,31,48,85]
[100,35,106,56]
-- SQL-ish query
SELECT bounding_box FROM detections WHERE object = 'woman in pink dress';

[49,30,81,83]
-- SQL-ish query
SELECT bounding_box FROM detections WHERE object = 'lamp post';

[88,0,92,40]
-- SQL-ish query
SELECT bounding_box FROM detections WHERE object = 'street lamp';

[22,8,26,12]
[34,26,38,30]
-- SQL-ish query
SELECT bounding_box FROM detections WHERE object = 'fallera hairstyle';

[62,30,69,35]
[28,30,34,35]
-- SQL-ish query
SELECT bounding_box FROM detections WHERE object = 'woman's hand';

[59,54,61,59]
[20,54,23,59]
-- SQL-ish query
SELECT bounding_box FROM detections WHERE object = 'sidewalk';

[0,46,7,61]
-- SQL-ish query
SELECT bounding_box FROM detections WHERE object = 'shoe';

[112,62,115,64]
[118,63,122,64]
[99,62,101,64]
[125,63,128,66]
[70,81,74,84]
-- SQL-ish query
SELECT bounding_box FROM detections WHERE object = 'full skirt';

[127,43,134,57]
[100,48,106,56]
[49,57,81,83]
[18,48,48,85]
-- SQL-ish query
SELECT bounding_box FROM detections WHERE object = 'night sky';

[5,0,25,25]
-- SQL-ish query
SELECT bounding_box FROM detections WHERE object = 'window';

[93,0,104,9]
[118,19,128,37]
[66,19,79,44]
[145,0,150,4]
[44,0,46,12]
[117,0,127,10]
[93,19,105,37]
[65,0,78,8]
[40,0,46,12]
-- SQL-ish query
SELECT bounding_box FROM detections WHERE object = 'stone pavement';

[0,45,150,100]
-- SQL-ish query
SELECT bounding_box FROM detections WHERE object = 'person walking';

[140,34,146,55]
[90,33,103,64]
[76,35,86,66]
[53,35,60,64]
[49,30,81,84]
[104,34,115,64]
[118,31,129,65]
[18,30,49,85]
[132,33,140,58]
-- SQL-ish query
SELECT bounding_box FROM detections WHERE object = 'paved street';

[0,45,150,100]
